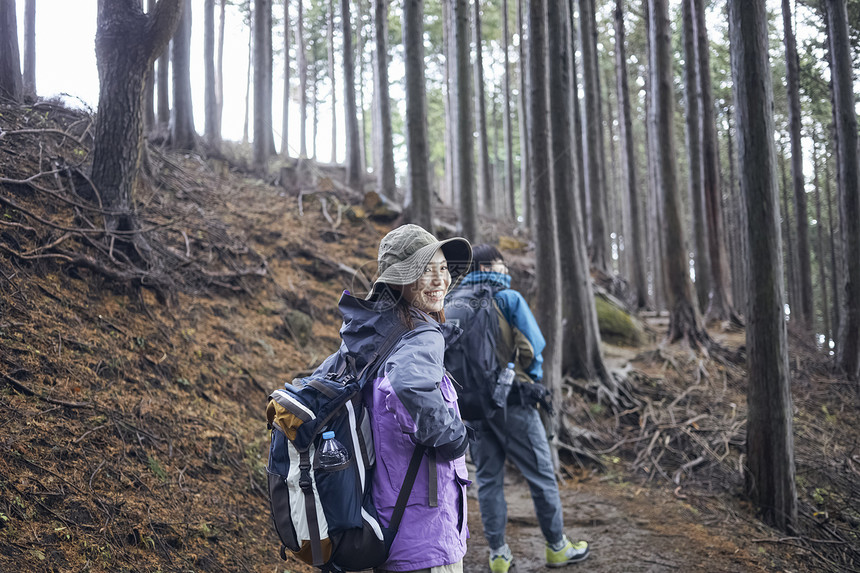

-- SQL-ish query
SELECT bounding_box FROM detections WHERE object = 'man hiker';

[444,244,590,572]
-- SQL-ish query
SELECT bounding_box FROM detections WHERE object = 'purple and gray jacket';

[312,292,470,571]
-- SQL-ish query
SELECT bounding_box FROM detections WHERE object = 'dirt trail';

[461,462,773,573]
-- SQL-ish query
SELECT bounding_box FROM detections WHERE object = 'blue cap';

[507,363,515,369]
[322,431,335,439]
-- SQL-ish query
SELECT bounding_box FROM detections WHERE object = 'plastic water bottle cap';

[507,363,515,369]
[322,431,335,440]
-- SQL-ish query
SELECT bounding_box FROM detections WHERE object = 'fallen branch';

[1,372,94,409]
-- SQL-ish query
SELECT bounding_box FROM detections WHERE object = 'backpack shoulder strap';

[385,444,427,544]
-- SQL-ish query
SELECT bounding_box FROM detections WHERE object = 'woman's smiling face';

[401,248,451,314]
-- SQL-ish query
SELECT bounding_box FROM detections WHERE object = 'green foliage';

[147,455,168,482]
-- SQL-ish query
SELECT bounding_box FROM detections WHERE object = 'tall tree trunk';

[502,0,515,220]
[342,0,361,189]
[682,0,710,313]
[312,62,319,157]
[281,0,290,157]
[23,0,35,98]
[615,0,647,310]
[693,0,736,324]
[204,0,220,148]
[528,0,562,448]
[0,0,23,102]
[729,0,797,533]
[549,0,607,386]
[578,0,610,274]
[216,0,225,141]
[328,0,337,163]
[825,152,840,348]
[253,0,271,167]
[375,0,396,199]
[402,0,432,230]
[780,144,797,315]
[265,0,276,155]
[781,0,813,328]
[473,0,493,216]
[144,0,157,133]
[92,0,182,234]
[243,1,252,145]
[649,0,709,349]
[297,0,308,157]
[357,0,367,172]
[156,36,170,129]
[726,106,747,313]
[568,0,588,248]
[517,0,529,227]
[643,0,664,311]
[170,0,196,150]
[454,0,477,240]
[813,140,832,347]
[825,0,860,380]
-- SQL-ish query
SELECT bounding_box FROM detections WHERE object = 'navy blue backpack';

[266,326,425,572]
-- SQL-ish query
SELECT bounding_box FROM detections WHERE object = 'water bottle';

[492,363,516,409]
[318,431,350,469]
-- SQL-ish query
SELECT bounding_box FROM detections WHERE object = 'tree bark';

[23,0,35,98]
[578,0,610,274]
[682,0,710,313]
[342,0,361,189]
[517,0,529,227]
[780,143,797,314]
[297,0,307,157]
[615,0,647,310]
[454,0,477,240]
[825,0,860,380]
[143,0,157,133]
[549,0,607,384]
[243,1,252,144]
[0,0,23,102]
[649,0,708,349]
[156,34,169,129]
[402,0,432,230]
[217,0,225,139]
[375,0,396,199]
[204,0,220,148]
[473,0,493,217]
[692,0,736,324]
[327,0,337,163]
[529,0,562,447]
[92,0,182,234]
[780,0,813,329]
[813,140,831,347]
[170,0,196,150]
[728,0,797,533]
[281,0,290,157]
[252,0,271,167]
[502,0,515,220]
[568,0,588,248]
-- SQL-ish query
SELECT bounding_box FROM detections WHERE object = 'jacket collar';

[461,270,511,289]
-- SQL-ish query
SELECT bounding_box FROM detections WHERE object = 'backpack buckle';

[299,467,313,490]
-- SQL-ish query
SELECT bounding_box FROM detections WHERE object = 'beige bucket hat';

[372,224,472,292]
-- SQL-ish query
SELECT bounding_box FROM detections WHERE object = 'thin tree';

[729,0,797,532]
[374,0,396,199]
[501,0,515,219]
[813,138,831,346]
[682,0,710,313]
[473,0,493,216]
[780,0,813,328]
[23,0,35,98]
[528,0,562,437]
[0,0,23,102]
[401,0,432,230]
[825,0,860,379]
[92,0,183,235]
[243,0,252,144]
[281,0,291,157]
[144,0,157,132]
[454,0,477,240]
[217,0,225,141]
[297,0,308,157]
[170,0,196,150]
[567,0,587,242]
[253,0,272,167]
[692,0,737,324]
[616,0,647,310]
[517,0,529,226]
[156,30,169,129]
[549,0,608,386]
[342,0,361,189]
[204,0,220,148]
[327,0,336,163]
[649,0,709,349]
[578,0,610,274]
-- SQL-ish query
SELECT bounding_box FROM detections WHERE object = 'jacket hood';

[337,291,460,367]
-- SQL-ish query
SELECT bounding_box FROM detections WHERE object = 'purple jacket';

[314,293,470,571]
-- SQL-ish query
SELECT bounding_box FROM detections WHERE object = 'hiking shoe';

[545,535,589,567]
[489,543,513,573]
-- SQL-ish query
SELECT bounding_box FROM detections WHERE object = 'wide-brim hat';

[371,224,472,292]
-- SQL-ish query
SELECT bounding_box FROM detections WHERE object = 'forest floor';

[1,101,858,572]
